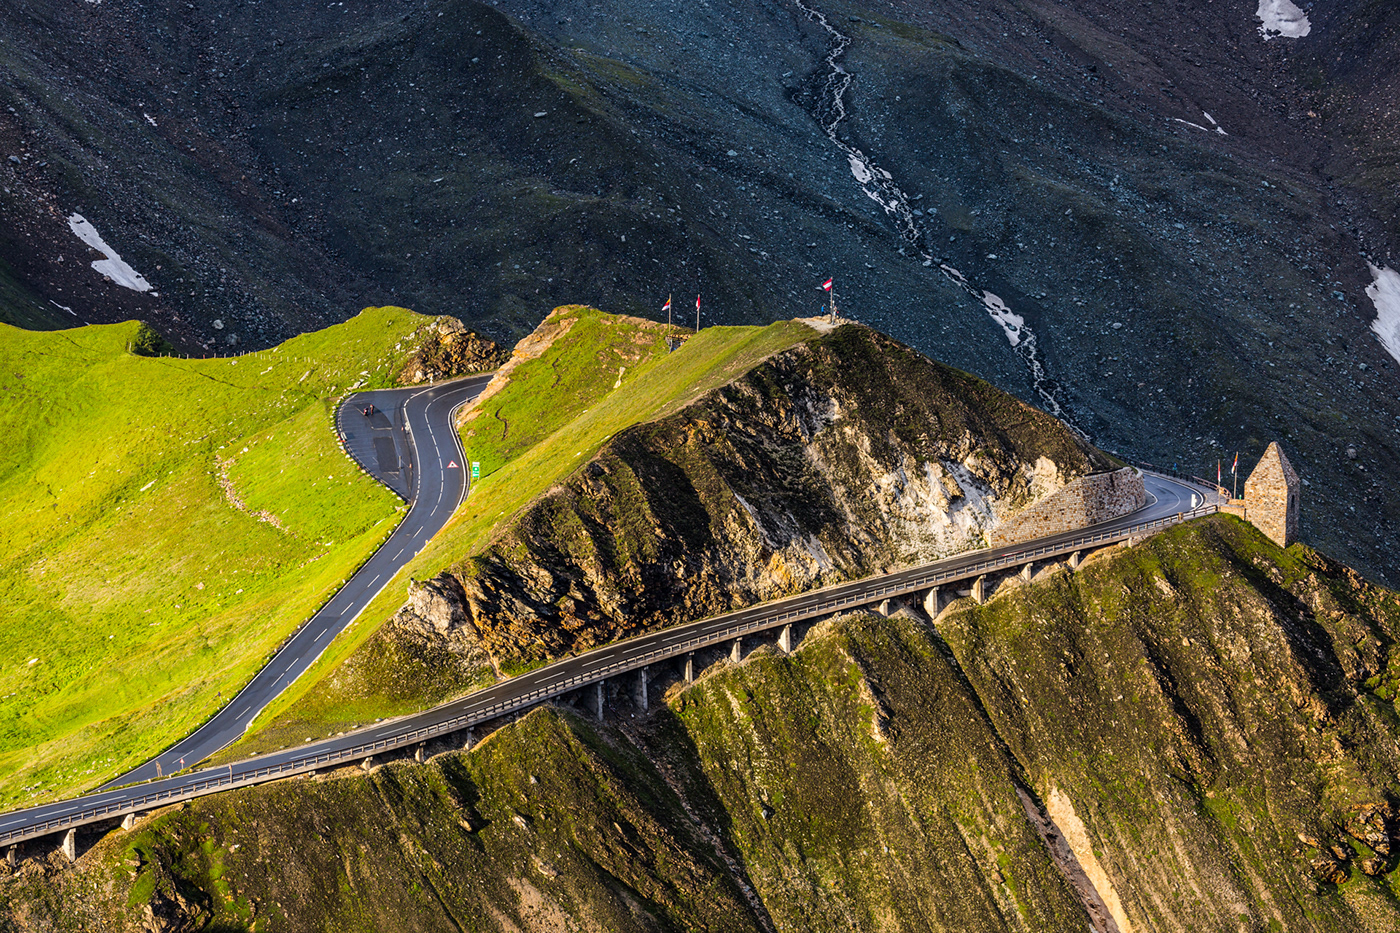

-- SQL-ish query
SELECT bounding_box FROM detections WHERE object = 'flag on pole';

[821,277,833,292]
[1218,460,1221,486]
[696,294,701,312]
[661,296,671,313]
[1232,453,1238,475]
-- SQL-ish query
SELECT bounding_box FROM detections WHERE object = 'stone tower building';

[1243,441,1300,547]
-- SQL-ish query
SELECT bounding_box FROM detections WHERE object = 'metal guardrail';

[1119,458,1227,499]
[0,500,1220,848]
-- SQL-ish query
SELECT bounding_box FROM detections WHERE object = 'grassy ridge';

[225,308,814,755]
[0,309,428,807]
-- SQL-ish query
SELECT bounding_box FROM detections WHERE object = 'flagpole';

[1233,452,1239,500]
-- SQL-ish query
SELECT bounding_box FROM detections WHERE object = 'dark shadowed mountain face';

[0,0,1396,581]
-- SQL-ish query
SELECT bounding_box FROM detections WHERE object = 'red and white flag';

[821,277,833,292]
[1232,452,1239,475]
[696,294,701,312]
[661,296,671,312]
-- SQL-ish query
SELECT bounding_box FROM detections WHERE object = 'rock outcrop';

[399,316,507,384]
[450,324,1109,667]
[316,576,496,710]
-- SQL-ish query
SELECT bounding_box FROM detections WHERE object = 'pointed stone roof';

[1246,441,1298,490]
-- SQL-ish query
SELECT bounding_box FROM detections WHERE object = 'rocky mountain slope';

[452,323,1107,670]
[1,0,1396,581]
[6,516,1399,932]
[244,317,1110,747]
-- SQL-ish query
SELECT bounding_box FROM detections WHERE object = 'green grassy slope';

[227,307,814,755]
[0,308,428,807]
[935,516,1400,931]
[0,710,765,933]
[12,518,1400,931]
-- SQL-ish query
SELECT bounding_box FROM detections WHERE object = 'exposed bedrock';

[449,325,1110,667]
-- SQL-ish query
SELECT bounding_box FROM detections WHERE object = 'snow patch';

[1174,116,1226,136]
[66,214,152,292]
[938,263,970,290]
[1202,111,1228,135]
[847,153,873,185]
[1257,0,1310,39]
[980,290,1024,347]
[1366,264,1400,364]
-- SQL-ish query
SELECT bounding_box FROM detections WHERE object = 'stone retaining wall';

[990,468,1146,547]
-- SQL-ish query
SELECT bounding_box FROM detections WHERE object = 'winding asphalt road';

[2,469,1218,846]
[98,373,494,789]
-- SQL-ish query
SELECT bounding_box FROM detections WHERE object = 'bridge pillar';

[778,624,792,654]
[683,653,694,683]
[6,846,17,868]
[730,638,742,663]
[923,587,940,618]
[463,727,475,750]
[876,599,892,617]
[361,755,374,772]
[595,681,605,721]
[1069,551,1082,570]
[414,744,426,763]
[121,812,138,831]
[971,575,987,605]
[637,668,649,712]
[1020,561,1033,582]
[60,829,76,864]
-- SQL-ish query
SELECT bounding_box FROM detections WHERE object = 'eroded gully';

[789,0,1069,421]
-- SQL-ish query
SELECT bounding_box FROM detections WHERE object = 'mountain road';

[96,373,494,789]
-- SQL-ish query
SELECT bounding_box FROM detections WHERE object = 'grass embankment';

[228,306,814,755]
[0,308,430,807]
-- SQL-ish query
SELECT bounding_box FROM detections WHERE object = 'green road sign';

[471,461,480,479]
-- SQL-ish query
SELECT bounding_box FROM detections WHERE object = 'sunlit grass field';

[0,308,431,807]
